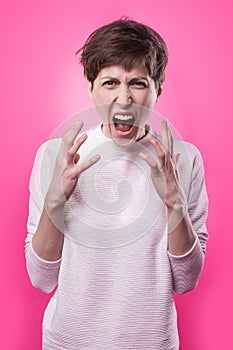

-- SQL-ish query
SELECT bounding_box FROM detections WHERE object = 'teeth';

[114,114,134,121]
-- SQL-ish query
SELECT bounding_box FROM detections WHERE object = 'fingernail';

[75,120,83,126]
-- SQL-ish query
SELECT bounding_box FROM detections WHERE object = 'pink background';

[1,0,232,349]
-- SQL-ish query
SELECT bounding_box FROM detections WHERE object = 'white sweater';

[25,124,208,350]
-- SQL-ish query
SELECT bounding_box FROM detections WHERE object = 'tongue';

[115,123,132,132]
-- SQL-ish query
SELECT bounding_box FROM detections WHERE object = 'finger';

[67,133,87,164]
[62,121,84,151]
[78,154,101,175]
[167,122,174,158]
[147,134,165,165]
[138,152,163,174]
[175,153,180,165]
[161,118,170,154]
[173,153,181,180]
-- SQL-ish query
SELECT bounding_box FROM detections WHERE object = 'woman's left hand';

[139,119,186,212]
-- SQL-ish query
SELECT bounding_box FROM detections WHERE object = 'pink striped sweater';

[25,124,208,349]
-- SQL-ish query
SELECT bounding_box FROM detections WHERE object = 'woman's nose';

[115,85,133,104]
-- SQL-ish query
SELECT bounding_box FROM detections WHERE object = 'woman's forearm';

[32,205,64,261]
[167,204,196,256]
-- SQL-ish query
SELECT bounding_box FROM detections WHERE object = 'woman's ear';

[157,85,162,101]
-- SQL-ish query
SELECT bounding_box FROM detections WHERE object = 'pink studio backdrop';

[1,0,232,349]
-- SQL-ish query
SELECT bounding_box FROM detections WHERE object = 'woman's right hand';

[46,121,100,208]
[31,121,100,261]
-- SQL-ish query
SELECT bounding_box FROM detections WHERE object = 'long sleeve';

[168,145,209,294]
[25,140,61,293]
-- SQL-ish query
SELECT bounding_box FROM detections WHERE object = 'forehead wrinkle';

[98,66,149,79]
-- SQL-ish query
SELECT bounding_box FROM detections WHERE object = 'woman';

[25,19,209,349]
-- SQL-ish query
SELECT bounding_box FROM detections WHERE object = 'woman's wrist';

[44,192,66,234]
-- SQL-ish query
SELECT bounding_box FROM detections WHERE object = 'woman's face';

[89,65,158,145]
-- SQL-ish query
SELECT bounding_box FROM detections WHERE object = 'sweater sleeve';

[168,145,209,294]
[25,141,61,293]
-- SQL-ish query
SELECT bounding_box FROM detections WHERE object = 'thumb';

[175,153,180,165]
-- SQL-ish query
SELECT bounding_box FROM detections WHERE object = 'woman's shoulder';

[37,137,62,156]
[35,124,100,158]
[149,125,203,162]
[174,139,203,160]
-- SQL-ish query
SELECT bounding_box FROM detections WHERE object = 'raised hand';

[31,121,101,261]
[139,119,185,211]
[47,121,101,207]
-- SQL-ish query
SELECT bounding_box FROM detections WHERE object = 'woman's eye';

[103,81,116,87]
[131,81,147,88]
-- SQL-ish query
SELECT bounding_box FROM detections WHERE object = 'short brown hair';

[76,19,168,91]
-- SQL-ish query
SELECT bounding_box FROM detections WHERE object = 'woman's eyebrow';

[129,77,148,81]
[100,76,119,80]
[100,76,149,81]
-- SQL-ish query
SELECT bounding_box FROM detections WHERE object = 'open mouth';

[113,114,136,136]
